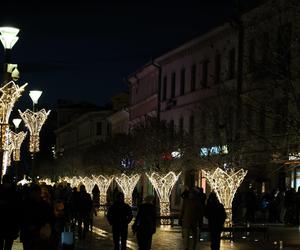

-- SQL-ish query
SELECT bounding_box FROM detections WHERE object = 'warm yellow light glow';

[10,131,27,161]
[39,178,55,186]
[0,82,27,124]
[0,27,20,49]
[92,175,114,209]
[18,109,50,153]
[146,171,181,225]
[17,176,31,186]
[203,167,247,227]
[115,174,140,206]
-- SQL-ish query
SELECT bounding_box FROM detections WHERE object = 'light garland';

[115,173,140,206]
[92,175,114,209]
[10,130,27,161]
[17,176,31,186]
[39,178,55,186]
[203,167,247,227]
[18,109,50,153]
[146,171,181,225]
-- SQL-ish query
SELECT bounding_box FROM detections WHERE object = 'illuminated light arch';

[146,171,181,225]
[203,167,247,227]
[115,173,140,206]
[92,175,114,210]
[18,109,50,153]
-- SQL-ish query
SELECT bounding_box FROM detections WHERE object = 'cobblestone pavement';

[12,213,300,249]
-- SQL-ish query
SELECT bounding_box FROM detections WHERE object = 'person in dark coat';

[107,192,133,250]
[77,185,93,239]
[205,192,226,250]
[180,189,202,250]
[132,195,156,250]
[20,184,55,250]
[0,175,20,250]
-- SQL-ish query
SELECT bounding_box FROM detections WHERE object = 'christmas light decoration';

[0,81,27,149]
[79,176,94,194]
[203,167,247,227]
[92,174,114,209]
[18,109,50,153]
[17,176,31,185]
[115,173,140,206]
[39,178,55,186]
[146,171,181,225]
[10,130,27,161]
[2,139,13,173]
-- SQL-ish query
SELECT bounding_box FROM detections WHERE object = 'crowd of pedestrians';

[233,186,300,225]
[0,175,96,250]
[179,187,226,250]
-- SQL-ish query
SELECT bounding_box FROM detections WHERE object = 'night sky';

[0,1,255,108]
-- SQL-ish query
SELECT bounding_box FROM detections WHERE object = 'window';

[162,76,167,101]
[277,23,292,77]
[201,59,209,88]
[259,106,265,134]
[246,106,252,136]
[169,120,174,137]
[191,64,196,92]
[107,122,111,136]
[214,54,221,84]
[179,117,184,134]
[171,72,176,98]
[262,32,269,64]
[189,115,194,135]
[201,112,206,142]
[180,68,185,95]
[228,48,236,80]
[96,122,102,135]
[248,38,255,72]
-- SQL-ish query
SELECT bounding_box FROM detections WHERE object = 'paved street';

[12,213,300,249]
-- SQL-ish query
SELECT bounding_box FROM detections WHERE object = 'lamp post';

[0,26,27,182]
[19,91,50,181]
[29,90,42,112]
[0,27,20,84]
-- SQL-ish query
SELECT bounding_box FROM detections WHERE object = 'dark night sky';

[0,1,256,108]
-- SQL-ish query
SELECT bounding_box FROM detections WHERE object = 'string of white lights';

[18,109,50,153]
[146,171,181,224]
[115,173,140,206]
[203,167,247,227]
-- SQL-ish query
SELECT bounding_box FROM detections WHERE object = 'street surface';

[12,213,300,249]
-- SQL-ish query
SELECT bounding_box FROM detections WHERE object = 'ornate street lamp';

[19,91,50,180]
[0,27,20,84]
[0,26,26,181]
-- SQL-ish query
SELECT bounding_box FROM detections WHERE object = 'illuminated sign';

[200,145,228,156]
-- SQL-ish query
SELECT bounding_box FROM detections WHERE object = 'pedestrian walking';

[107,192,133,250]
[20,184,55,250]
[77,185,93,239]
[132,195,156,250]
[180,189,202,250]
[205,192,226,250]
[0,175,20,250]
[195,187,206,239]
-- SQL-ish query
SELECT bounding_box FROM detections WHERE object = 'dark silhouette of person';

[180,189,202,250]
[195,187,206,239]
[0,175,20,250]
[92,184,100,213]
[20,184,54,250]
[77,185,93,239]
[205,192,226,250]
[132,195,156,250]
[107,192,133,250]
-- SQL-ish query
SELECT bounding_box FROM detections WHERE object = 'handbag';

[61,226,74,246]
